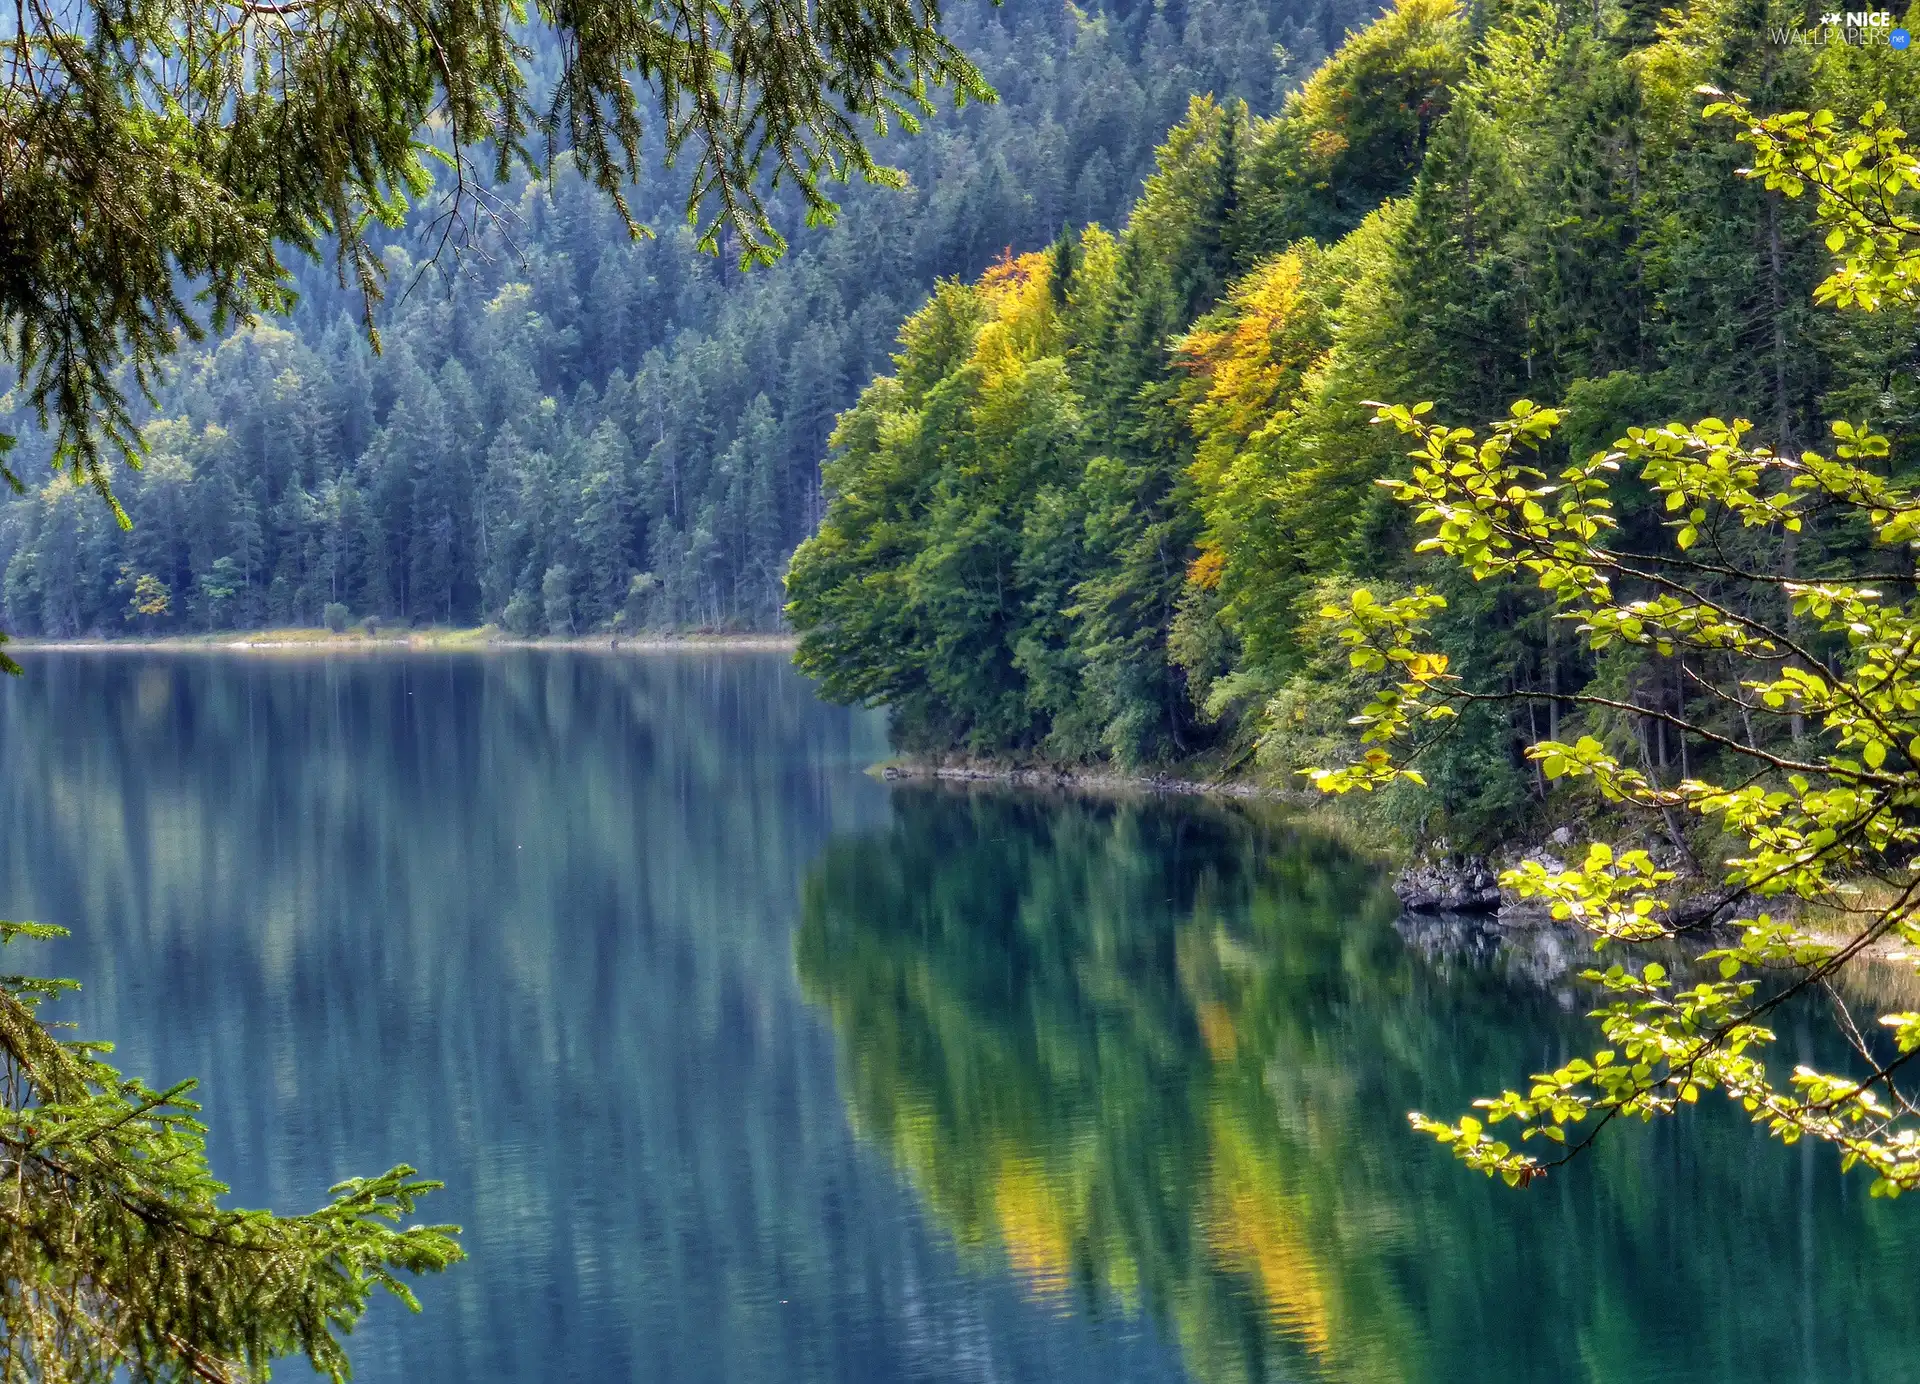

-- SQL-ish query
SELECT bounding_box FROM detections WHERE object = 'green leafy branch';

[1300,91,1920,1193]
[1706,90,1920,311]
[1315,392,1920,1195]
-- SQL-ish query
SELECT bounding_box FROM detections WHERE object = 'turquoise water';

[0,651,1913,1382]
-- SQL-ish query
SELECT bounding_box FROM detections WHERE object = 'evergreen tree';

[0,919,461,1383]
[2,0,1368,639]
[786,0,1920,850]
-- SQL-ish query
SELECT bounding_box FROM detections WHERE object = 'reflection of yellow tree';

[804,940,1149,1315]
[797,787,1419,1383]
[990,1153,1083,1299]
[1176,908,1419,1384]
[1202,1116,1333,1358]
[1197,1106,1421,1384]
[805,789,1920,1383]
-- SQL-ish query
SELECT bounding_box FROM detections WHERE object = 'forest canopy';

[789,0,1920,1193]
[787,0,1920,842]
[0,0,1375,639]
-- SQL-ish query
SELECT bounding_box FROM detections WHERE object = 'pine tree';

[573,424,638,627]
[0,0,995,503]
[0,922,462,1384]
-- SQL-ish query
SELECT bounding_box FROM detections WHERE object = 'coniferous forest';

[18,0,1920,1370]
[785,0,1920,842]
[0,0,1370,638]
[6,0,1920,852]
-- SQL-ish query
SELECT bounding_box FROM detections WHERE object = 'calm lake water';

[0,650,1914,1382]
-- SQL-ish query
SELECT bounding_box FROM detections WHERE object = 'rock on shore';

[1393,857,1501,913]
[1395,830,1723,932]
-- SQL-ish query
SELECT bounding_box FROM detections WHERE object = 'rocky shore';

[878,756,1753,944]
[873,759,1295,801]
[1393,831,1746,935]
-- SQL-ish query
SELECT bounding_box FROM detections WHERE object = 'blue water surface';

[0,651,1914,1383]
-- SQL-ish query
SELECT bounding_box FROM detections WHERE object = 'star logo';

[1820,11,1843,23]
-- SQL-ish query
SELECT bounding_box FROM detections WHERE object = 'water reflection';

[0,653,1196,1384]
[798,786,1920,1384]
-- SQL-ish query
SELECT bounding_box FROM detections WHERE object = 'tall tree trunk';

[1767,195,1794,452]
[1768,194,1807,743]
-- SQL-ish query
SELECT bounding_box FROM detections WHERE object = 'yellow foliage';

[976,247,1041,298]
[1169,199,1415,688]
[968,250,1061,385]
[1174,250,1320,459]
[1305,128,1350,162]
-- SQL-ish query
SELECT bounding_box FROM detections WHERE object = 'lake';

[0,650,1913,1383]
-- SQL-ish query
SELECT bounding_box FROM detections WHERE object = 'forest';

[8,0,1919,851]
[12,0,1920,1368]
[785,0,1920,843]
[0,0,1374,638]
[20,0,1920,1372]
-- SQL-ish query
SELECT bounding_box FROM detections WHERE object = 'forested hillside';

[786,0,1920,841]
[0,0,1378,639]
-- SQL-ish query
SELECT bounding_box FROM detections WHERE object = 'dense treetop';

[790,0,1920,835]
[0,0,1374,639]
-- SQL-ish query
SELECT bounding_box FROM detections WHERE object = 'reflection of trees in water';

[798,787,1920,1384]
[0,651,938,1384]
[797,788,1416,1383]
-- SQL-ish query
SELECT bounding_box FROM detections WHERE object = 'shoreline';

[874,757,1307,804]
[883,760,1920,974]
[872,761,1360,837]
[9,628,799,655]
